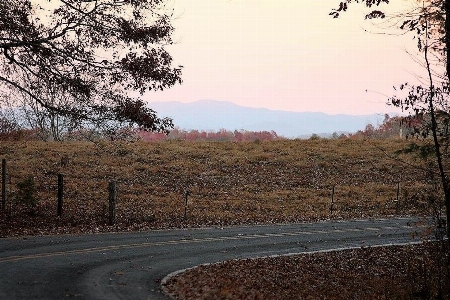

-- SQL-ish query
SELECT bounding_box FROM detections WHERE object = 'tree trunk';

[446,0,450,81]
[445,0,450,239]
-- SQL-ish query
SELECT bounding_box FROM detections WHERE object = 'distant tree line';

[1,111,439,142]
[138,128,281,142]
[0,114,282,142]
[341,114,421,140]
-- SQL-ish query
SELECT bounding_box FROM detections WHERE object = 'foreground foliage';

[0,138,443,236]
[0,0,180,135]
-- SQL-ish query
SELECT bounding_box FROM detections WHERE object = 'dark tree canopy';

[329,0,390,19]
[0,0,182,132]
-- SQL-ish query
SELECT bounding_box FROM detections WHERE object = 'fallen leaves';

[164,242,450,299]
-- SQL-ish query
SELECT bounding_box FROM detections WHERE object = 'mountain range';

[149,100,386,138]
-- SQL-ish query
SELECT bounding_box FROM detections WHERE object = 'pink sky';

[147,0,426,115]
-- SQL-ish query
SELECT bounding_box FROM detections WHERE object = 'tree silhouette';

[0,0,181,133]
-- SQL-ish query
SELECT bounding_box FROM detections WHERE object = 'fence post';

[330,185,335,215]
[57,174,63,216]
[395,181,401,211]
[396,182,400,202]
[2,159,6,212]
[109,181,117,225]
[184,191,190,220]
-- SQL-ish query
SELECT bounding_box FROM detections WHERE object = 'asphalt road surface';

[0,217,431,300]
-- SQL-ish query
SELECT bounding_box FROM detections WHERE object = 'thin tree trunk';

[446,0,450,81]
[443,0,450,238]
[429,89,450,238]
[426,9,450,239]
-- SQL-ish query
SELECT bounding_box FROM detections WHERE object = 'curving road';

[0,217,431,299]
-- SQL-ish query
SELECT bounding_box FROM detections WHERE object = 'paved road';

[0,217,431,299]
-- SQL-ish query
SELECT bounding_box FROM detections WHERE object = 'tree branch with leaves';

[0,0,181,133]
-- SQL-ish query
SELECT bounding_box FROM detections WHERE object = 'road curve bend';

[0,217,430,299]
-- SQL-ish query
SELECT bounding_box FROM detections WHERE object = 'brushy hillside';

[0,138,441,237]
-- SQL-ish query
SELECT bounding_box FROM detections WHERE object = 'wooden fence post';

[184,191,190,220]
[395,182,401,211]
[109,181,117,225]
[330,185,335,215]
[396,182,400,202]
[2,159,6,212]
[57,174,63,216]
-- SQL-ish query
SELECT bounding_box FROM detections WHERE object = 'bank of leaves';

[163,242,450,299]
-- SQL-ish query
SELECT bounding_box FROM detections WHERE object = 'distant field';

[0,138,440,237]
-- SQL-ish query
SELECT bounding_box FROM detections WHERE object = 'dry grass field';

[0,138,441,237]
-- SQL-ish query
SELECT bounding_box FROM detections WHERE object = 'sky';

[147,0,426,115]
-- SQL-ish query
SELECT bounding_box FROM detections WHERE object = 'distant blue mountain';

[149,100,386,138]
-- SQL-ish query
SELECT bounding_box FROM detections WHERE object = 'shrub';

[16,176,39,208]
[309,133,320,140]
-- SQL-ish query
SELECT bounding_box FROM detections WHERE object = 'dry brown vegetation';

[0,138,441,237]
[163,242,450,300]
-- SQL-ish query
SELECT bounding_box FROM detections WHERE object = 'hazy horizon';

[149,99,388,137]
[149,98,401,117]
[147,0,425,116]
